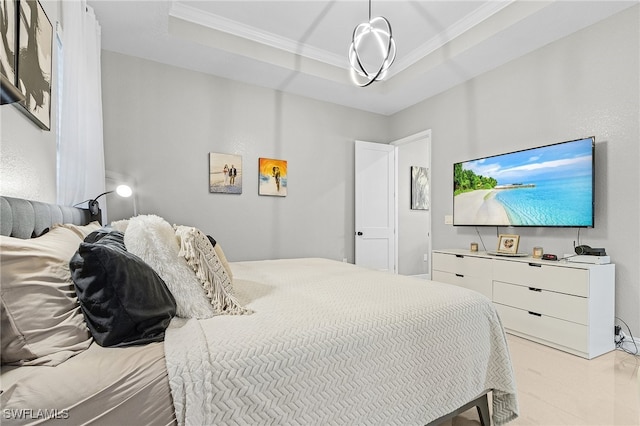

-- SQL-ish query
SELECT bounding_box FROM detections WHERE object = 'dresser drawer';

[493,260,589,297]
[495,304,588,354]
[432,252,493,278]
[433,271,492,299]
[493,281,588,325]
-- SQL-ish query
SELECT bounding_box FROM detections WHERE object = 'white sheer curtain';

[57,1,104,207]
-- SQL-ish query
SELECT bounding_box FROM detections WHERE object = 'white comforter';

[165,258,518,425]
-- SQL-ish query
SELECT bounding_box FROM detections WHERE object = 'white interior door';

[355,140,397,272]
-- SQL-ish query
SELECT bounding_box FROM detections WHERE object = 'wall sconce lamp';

[87,184,133,216]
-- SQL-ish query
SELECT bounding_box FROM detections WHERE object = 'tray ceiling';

[89,1,636,115]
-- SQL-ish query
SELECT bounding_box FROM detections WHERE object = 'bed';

[0,196,518,425]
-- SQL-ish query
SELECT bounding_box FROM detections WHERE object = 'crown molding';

[169,1,348,69]
[391,0,514,76]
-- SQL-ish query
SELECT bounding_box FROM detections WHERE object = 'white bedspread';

[165,258,518,425]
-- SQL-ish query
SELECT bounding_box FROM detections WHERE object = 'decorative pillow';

[175,226,249,315]
[123,215,217,319]
[0,227,92,366]
[55,221,102,239]
[207,235,233,281]
[70,228,176,347]
[109,219,129,233]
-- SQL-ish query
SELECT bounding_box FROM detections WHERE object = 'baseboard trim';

[618,336,640,353]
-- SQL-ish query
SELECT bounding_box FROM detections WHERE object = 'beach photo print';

[209,152,242,194]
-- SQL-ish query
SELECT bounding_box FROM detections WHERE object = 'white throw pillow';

[175,225,249,315]
[124,215,216,319]
[109,219,129,233]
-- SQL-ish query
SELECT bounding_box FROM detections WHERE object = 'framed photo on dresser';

[497,234,520,255]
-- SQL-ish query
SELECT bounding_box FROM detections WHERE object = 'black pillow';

[69,228,176,347]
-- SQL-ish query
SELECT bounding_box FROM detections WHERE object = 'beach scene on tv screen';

[453,139,593,226]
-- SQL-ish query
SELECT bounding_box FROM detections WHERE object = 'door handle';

[356,231,363,236]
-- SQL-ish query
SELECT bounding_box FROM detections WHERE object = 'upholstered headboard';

[0,196,95,239]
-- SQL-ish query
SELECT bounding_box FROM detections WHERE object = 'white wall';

[0,2,59,203]
[390,6,640,333]
[101,51,390,263]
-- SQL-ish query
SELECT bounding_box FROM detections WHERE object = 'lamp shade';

[87,185,134,217]
[116,185,132,198]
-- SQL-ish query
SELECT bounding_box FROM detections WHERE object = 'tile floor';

[449,334,640,425]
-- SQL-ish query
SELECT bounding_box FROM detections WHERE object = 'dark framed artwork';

[410,166,429,210]
[209,152,242,194]
[0,0,24,104]
[258,158,287,196]
[0,0,18,83]
[15,0,53,130]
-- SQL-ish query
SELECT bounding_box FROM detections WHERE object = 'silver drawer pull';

[528,287,542,292]
[528,311,542,317]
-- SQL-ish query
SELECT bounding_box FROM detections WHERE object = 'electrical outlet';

[444,215,453,225]
[615,328,624,345]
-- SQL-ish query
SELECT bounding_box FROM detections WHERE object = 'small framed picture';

[410,166,429,210]
[497,234,520,254]
[209,152,242,194]
[259,158,287,196]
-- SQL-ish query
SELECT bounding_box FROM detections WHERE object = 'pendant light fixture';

[348,0,396,87]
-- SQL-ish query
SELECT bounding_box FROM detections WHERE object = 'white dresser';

[432,249,615,359]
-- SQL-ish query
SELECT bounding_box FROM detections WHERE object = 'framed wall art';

[0,0,23,105]
[15,0,53,130]
[259,158,287,196]
[209,152,242,194]
[410,166,429,210]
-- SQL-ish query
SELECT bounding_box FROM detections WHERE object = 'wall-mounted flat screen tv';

[453,137,595,227]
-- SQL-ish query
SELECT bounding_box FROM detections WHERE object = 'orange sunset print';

[259,158,287,196]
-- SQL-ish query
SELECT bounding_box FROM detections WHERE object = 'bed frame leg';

[425,392,491,426]
[476,394,490,426]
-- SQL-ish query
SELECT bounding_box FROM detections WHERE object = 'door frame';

[390,129,432,279]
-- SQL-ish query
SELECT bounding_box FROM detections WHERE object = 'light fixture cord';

[368,0,371,21]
